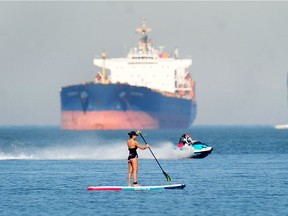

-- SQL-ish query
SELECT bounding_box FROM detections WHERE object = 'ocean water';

[0,126,287,216]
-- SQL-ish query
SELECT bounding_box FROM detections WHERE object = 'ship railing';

[127,55,158,64]
[175,87,193,91]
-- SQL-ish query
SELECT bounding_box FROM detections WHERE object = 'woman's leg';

[128,161,133,186]
[130,158,139,186]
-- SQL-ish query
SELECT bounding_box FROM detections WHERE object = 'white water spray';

[0,141,193,160]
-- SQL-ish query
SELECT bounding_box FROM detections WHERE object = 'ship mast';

[136,17,152,54]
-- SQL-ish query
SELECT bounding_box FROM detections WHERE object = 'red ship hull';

[61,111,159,130]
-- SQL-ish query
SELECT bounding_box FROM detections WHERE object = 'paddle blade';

[163,171,171,182]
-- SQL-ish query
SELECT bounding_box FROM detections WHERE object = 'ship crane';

[94,50,109,84]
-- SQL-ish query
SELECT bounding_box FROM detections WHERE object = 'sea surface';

[0,126,287,216]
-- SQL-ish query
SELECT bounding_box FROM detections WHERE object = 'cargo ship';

[60,17,197,130]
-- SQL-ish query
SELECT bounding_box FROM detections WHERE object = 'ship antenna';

[136,17,152,54]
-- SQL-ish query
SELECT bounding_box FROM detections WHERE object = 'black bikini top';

[128,147,138,154]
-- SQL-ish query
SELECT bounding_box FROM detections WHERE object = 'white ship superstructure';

[93,17,194,96]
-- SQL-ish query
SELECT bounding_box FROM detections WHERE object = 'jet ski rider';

[178,133,195,148]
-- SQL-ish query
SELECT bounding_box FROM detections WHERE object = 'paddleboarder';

[127,130,149,186]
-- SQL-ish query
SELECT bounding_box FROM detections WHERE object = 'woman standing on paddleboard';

[127,130,149,186]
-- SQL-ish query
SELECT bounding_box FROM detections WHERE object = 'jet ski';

[177,134,213,159]
[178,141,213,159]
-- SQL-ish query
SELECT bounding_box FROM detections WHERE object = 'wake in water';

[0,141,193,160]
[138,142,194,160]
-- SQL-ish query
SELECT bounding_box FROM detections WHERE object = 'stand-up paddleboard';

[87,183,185,191]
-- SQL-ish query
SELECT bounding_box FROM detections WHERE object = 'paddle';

[139,133,171,182]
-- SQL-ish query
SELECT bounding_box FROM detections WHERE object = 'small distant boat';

[275,73,288,129]
[178,141,213,159]
[275,124,288,129]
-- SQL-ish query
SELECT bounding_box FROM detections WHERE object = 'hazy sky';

[0,1,288,126]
